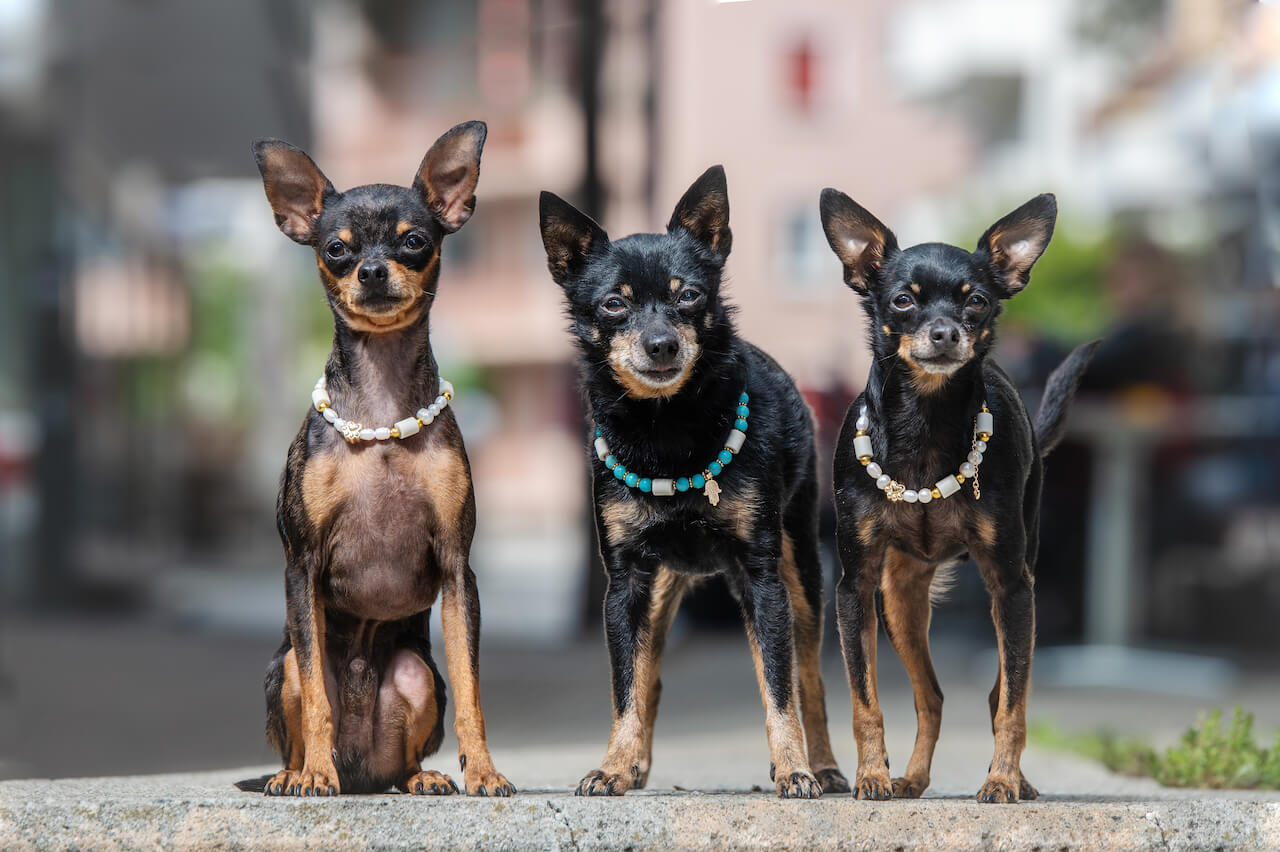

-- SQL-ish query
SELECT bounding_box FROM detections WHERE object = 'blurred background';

[1,0,1278,783]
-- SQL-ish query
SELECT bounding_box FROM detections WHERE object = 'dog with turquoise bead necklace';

[539,166,849,799]
[820,187,1098,804]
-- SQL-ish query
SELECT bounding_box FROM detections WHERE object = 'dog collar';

[592,391,750,507]
[310,374,454,445]
[853,402,993,503]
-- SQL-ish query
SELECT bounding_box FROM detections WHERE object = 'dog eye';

[891,293,915,310]
[967,293,989,310]
[404,233,426,251]
[678,288,702,305]
[326,240,346,259]
[601,297,629,315]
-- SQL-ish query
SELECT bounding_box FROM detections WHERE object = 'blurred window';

[775,204,829,299]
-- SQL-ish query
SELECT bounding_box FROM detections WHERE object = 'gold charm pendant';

[885,480,907,502]
[340,421,363,444]
[703,476,722,507]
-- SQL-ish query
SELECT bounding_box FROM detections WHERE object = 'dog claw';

[576,768,631,796]
[976,777,1020,804]
[854,771,893,801]
[775,769,822,799]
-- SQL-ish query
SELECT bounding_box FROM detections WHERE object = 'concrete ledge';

[3,771,1279,850]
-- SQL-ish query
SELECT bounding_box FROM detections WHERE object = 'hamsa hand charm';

[703,477,721,507]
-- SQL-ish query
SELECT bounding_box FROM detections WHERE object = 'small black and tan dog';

[819,189,1097,803]
[236,121,513,797]
[539,167,849,798]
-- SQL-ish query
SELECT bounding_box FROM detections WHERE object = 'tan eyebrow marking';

[910,283,920,294]
[961,283,971,294]
[620,284,633,299]
[670,278,682,292]
[397,221,412,235]
[338,229,352,243]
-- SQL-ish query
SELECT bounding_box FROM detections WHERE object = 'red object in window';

[787,37,816,111]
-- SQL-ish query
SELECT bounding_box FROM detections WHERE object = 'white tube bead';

[725,429,747,454]
[853,435,873,459]
[903,490,918,503]
[374,427,392,441]
[323,408,339,423]
[359,428,376,442]
[594,436,609,460]
[395,417,420,438]
[439,379,454,397]
[976,411,994,436]
[876,474,891,490]
[311,389,330,411]
[651,478,675,496]
[866,462,882,478]
[315,376,326,389]
[960,462,976,477]
[936,475,961,498]
[917,489,932,504]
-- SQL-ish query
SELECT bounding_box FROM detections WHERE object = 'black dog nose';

[357,262,388,284]
[929,322,960,346]
[642,329,680,367]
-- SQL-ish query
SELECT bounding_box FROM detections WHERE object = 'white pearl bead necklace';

[310,375,454,444]
[854,403,993,503]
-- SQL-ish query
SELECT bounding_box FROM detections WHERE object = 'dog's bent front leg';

[834,505,891,800]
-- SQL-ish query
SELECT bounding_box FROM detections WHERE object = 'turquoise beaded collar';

[593,391,750,507]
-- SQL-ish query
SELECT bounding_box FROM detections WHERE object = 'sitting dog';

[238,121,513,797]
[538,167,849,798]
[819,189,1097,802]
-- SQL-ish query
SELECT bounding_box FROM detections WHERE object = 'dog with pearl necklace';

[820,188,1098,803]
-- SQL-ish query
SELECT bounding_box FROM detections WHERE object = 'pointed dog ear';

[413,120,487,233]
[819,188,898,292]
[252,139,335,244]
[977,193,1057,296]
[539,192,610,286]
[667,165,732,259]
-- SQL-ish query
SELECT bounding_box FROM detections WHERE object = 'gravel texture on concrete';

[3,769,1280,851]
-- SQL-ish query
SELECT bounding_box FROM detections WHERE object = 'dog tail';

[1032,339,1100,456]
[234,774,272,793]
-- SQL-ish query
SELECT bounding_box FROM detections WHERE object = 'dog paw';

[775,769,822,799]
[405,770,459,795]
[815,768,850,795]
[976,775,1020,804]
[575,768,633,796]
[269,764,339,797]
[853,768,893,800]
[1019,774,1039,801]
[891,776,928,799]
[463,766,515,797]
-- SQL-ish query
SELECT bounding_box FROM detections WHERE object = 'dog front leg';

[577,555,680,796]
[269,561,340,796]
[740,535,821,799]
[834,509,891,800]
[440,561,514,796]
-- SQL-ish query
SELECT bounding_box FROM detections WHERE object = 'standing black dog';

[238,121,513,797]
[539,167,848,798]
[820,189,1097,803]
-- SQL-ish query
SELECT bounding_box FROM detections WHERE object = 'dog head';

[539,166,735,400]
[820,190,1056,392]
[253,121,486,334]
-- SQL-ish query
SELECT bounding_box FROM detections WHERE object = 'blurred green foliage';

[1030,706,1280,790]
[999,226,1113,345]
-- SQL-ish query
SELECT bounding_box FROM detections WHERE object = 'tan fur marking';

[882,324,892,337]
[897,335,953,396]
[600,498,649,546]
[422,443,469,526]
[338,229,352,244]
[301,454,342,530]
[590,326,601,343]
[720,485,761,543]
[981,329,990,340]
[910,283,920,294]
[279,650,305,770]
[780,533,840,774]
[620,284,633,299]
[745,615,810,785]
[608,326,700,400]
[669,277,682,293]
[961,283,972,294]
[973,515,997,550]
[857,514,878,547]
[397,220,412,235]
